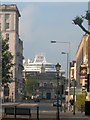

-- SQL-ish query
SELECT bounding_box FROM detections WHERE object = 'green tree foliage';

[2,38,13,86]
[76,94,86,111]
[24,79,38,96]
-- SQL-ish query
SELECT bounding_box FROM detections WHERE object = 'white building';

[23,53,56,73]
[0,4,23,102]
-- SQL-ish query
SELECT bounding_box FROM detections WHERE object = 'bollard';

[29,108,31,119]
[14,106,16,118]
[37,106,39,120]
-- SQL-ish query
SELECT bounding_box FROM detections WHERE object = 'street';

[1,101,90,120]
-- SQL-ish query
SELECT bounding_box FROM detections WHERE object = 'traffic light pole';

[85,74,90,115]
[86,74,90,101]
[73,80,76,115]
[87,74,89,92]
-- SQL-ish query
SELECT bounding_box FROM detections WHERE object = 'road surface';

[1,102,90,120]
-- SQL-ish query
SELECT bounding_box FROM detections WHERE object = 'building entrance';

[46,93,51,99]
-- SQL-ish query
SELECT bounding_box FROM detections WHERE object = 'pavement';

[1,102,90,120]
[1,110,90,120]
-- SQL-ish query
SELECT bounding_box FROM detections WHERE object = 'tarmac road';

[1,102,90,120]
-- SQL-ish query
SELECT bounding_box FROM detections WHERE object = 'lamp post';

[51,40,71,109]
[73,80,76,115]
[61,52,70,104]
[61,52,69,81]
[51,40,70,59]
[55,63,61,120]
[61,52,70,110]
[51,40,70,83]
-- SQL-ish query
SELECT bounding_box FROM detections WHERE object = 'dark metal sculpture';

[73,11,90,35]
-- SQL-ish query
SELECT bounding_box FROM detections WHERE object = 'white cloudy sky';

[1,2,89,76]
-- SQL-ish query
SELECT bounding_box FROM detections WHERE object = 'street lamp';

[73,80,76,115]
[51,40,70,59]
[61,52,69,80]
[51,40,71,109]
[61,52,70,110]
[51,40,70,79]
[55,63,61,120]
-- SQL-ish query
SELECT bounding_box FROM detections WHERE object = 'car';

[53,100,61,107]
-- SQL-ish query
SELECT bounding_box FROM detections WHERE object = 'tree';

[73,10,90,35]
[73,16,90,34]
[24,79,38,98]
[76,93,86,111]
[2,37,13,86]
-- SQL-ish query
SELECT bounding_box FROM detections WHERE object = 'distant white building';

[23,53,65,74]
[23,53,56,73]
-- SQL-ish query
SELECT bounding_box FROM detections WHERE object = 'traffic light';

[79,65,87,75]
[85,74,90,92]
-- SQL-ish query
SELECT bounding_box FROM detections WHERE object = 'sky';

[1,1,89,75]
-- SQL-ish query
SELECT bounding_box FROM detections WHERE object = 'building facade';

[23,54,65,100]
[0,4,23,102]
[76,34,90,91]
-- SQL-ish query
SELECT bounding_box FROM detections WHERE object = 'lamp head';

[61,52,66,54]
[51,40,56,43]
[55,63,61,71]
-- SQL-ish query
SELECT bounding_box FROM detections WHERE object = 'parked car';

[53,100,61,107]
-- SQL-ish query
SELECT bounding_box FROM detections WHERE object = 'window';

[0,15,1,23]
[5,14,10,30]
[6,34,9,40]
[0,23,1,31]
[44,83,47,86]
[50,82,53,86]
[5,23,9,29]
[5,14,9,21]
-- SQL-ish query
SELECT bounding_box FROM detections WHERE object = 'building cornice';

[0,4,21,17]
[75,34,89,60]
